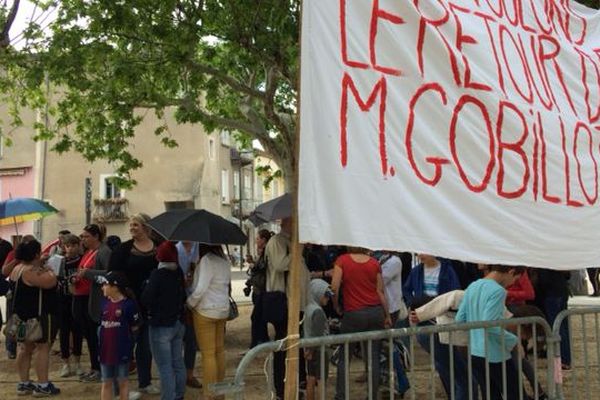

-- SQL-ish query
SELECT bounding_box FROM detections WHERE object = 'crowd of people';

[0,213,231,400]
[244,227,576,400]
[0,213,586,400]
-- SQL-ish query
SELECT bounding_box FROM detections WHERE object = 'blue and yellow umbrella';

[0,197,59,233]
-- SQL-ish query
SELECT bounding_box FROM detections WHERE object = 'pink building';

[0,166,36,242]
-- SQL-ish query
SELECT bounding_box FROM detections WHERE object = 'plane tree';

[0,0,598,185]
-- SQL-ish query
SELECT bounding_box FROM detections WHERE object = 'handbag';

[227,296,239,321]
[2,269,43,343]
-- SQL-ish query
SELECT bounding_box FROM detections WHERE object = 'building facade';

[1,106,286,252]
[0,106,38,242]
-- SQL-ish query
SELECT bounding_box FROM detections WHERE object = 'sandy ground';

[0,303,599,399]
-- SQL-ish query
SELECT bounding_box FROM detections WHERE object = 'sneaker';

[32,382,60,397]
[74,363,84,376]
[128,391,142,400]
[186,377,202,388]
[78,371,91,380]
[8,351,17,360]
[17,382,36,396]
[59,364,72,378]
[139,384,161,395]
[80,370,100,382]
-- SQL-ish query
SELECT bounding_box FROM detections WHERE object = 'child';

[456,265,525,400]
[403,254,461,399]
[303,279,333,400]
[58,234,83,377]
[99,271,140,400]
[141,241,187,400]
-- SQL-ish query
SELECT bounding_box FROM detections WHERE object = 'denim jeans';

[416,327,478,400]
[149,321,186,400]
[183,319,197,371]
[544,296,571,365]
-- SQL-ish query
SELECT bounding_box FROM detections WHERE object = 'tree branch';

[263,66,293,150]
[0,0,20,48]
[196,107,271,139]
[188,60,266,100]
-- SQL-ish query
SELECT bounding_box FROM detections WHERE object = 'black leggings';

[58,295,82,359]
[73,295,99,371]
[472,356,522,400]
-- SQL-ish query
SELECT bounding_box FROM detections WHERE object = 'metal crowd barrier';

[219,315,557,400]
[552,306,600,400]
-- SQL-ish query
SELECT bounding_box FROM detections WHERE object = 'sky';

[8,0,57,49]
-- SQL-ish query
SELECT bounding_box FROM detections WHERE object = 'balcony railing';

[93,198,129,222]
[231,199,260,218]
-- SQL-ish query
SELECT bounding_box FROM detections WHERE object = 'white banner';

[299,0,600,269]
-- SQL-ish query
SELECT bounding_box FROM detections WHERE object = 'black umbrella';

[147,209,247,245]
[247,211,269,226]
[250,193,292,225]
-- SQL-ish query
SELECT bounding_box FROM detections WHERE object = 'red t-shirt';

[506,270,535,305]
[3,250,15,265]
[73,249,98,296]
[336,254,382,312]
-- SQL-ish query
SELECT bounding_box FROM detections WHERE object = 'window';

[243,172,252,199]
[233,171,240,200]
[272,180,280,198]
[255,176,263,200]
[220,130,231,147]
[94,175,128,222]
[164,200,194,210]
[221,169,230,204]
[99,174,124,199]
[208,138,215,160]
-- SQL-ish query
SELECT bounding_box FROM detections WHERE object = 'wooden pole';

[283,200,302,400]
[284,2,304,398]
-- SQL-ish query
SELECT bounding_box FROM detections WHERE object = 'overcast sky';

[9,1,57,48]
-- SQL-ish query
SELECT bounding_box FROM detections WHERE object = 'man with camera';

[243,229,272,349]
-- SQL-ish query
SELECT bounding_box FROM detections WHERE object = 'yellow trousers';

[192,311,226,399]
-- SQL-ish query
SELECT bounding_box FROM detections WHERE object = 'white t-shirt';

[381,255,404,314]
[423,263,441,297]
